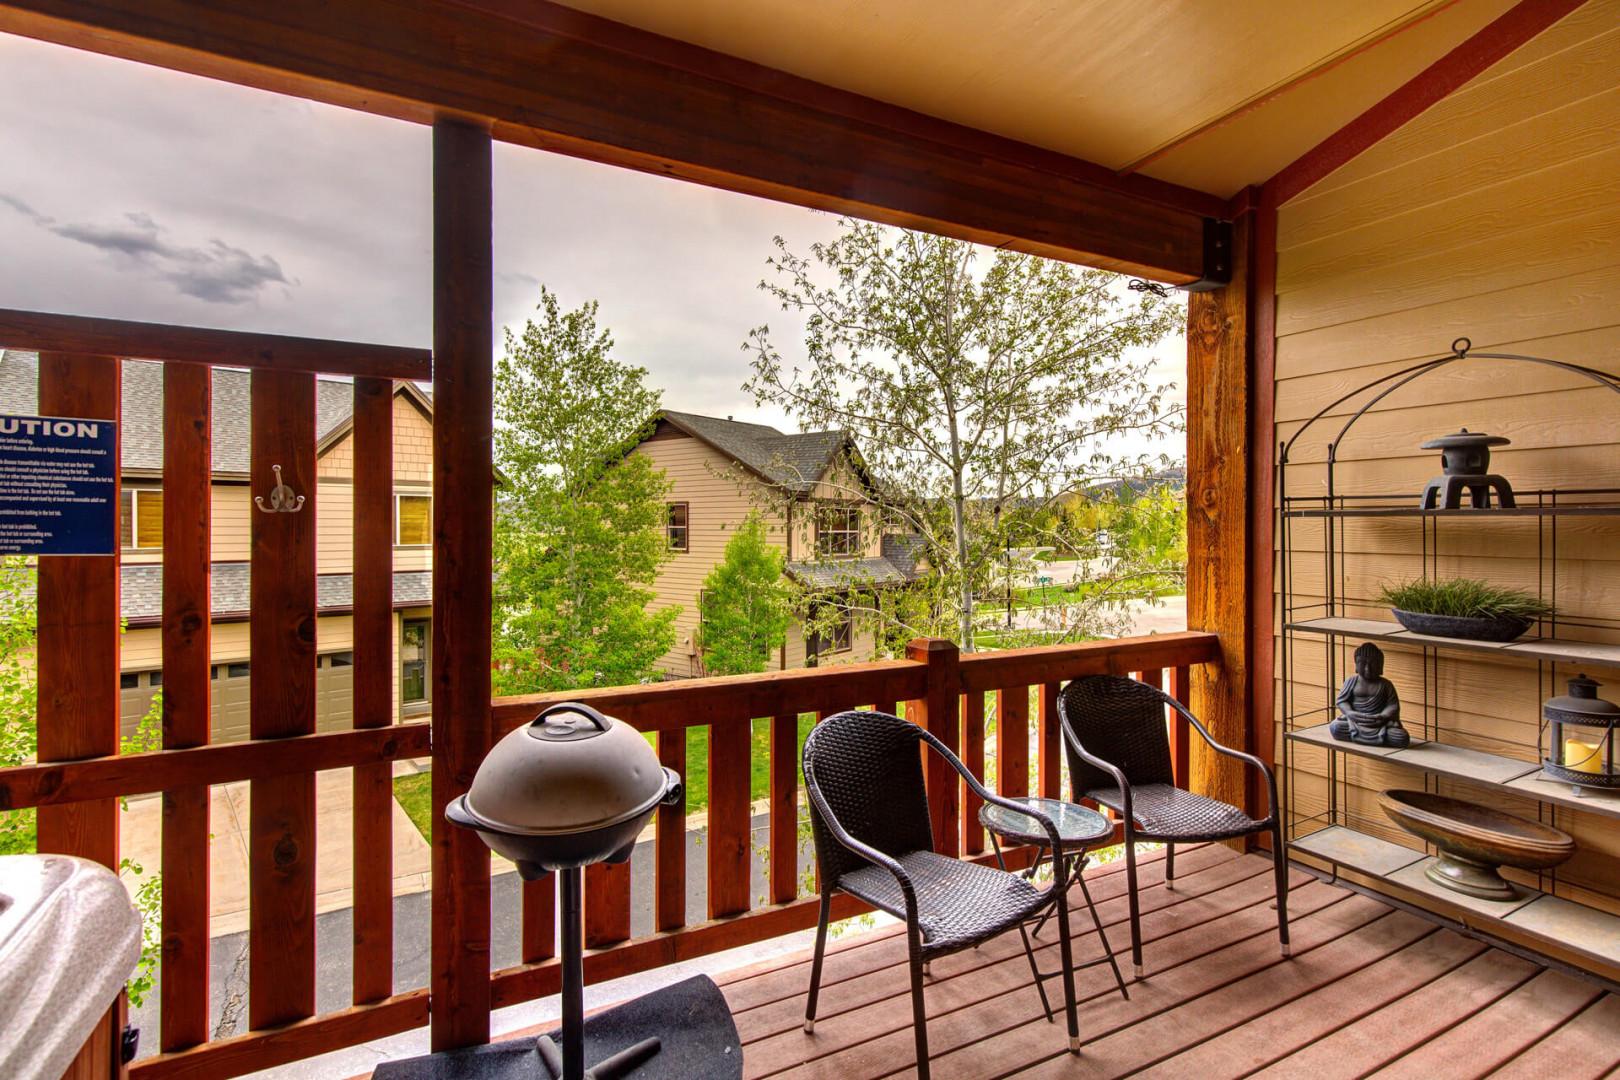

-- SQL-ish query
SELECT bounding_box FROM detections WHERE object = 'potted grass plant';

[1378,578,1552,642]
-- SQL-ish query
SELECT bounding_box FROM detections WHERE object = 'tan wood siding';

[633,432,790,676]
[1273,0,1620,916]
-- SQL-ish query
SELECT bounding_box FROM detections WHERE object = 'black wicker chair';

[802,710,1081,1077]
[1057,676,1288,979]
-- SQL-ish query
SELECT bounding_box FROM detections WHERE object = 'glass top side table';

[978,796,1129,1006]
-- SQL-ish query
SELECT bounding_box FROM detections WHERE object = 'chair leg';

[1164,841,1175,891]
[1053,856,1082,1055]
[908,928,932,1080]
[804,891,832,1033]
[1272,822,1291,958]
[1124,830,1144,980]
[1076,865,1128,1001]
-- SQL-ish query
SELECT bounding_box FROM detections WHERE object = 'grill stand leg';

[535,867,664,1080]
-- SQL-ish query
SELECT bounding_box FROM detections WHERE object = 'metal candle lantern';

[1542,674,1620,793]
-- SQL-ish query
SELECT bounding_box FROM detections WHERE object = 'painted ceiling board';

[554,0,1514,196]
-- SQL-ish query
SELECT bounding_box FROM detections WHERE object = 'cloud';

[1,195,291,304]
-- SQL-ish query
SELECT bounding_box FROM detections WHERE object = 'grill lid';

[464,702,672,835]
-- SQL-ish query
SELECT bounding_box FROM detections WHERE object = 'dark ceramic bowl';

[1390,608,1533,642]
[1379,788,1574,901]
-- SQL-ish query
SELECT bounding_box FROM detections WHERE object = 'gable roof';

[656,410,856,494]
[0,350,428,478]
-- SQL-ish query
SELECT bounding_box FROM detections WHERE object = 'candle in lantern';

[1564,734,1605,775]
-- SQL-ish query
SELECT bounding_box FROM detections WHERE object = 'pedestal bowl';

[1378,789,1575,901]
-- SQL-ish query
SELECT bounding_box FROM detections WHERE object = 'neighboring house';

[0,351,438,742]
[629,410,925,678]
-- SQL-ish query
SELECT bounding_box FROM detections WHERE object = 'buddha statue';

[1330,642,1410,748]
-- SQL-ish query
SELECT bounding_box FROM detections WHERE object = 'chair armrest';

[917,727,1067,860]
[802,765,918,909]
[1168,696,1279,820]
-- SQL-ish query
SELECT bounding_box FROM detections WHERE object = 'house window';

[396,493,432,546]
[401,619,430,709]
[816,505,860,557]
[667,503,689,552]
[808,601,853,658]
[119,488,164,549]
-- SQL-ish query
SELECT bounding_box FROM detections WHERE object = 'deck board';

[711,845,1620,1080]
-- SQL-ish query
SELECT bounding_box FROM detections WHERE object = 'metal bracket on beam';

[1179,218,1233,293]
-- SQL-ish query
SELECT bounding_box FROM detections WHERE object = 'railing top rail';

[956,630,1218,691]
[0,307,432,381]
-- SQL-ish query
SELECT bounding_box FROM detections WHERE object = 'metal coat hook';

[254,464,306,514]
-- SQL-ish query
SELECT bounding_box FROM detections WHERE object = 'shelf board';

[1284,505,1620,519]
[1287,724,1540,786]
[1288,725,1620,824]
[1291,824,1620,969]
[1285,616,1620,670]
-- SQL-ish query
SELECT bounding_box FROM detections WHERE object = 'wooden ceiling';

[553,0,1521,197]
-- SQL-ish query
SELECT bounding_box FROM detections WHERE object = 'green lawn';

[392,714,821,841]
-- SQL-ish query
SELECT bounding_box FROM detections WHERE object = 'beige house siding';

[633,430,788,676]
[632,428,889,677]
[1273,2,1620,914]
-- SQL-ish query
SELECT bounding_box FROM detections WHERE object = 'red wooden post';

[352,375,394,1004]
[35,353,120,870]
[961,692,985,855]
[656,727,687,930]
[906,638,960,857]
[248,366,318,1029]
[769,712,799,904]
[996,687,1029,799]
[161,361,211,1049]
[431,116,494,1051]
[1036,681,1062,800]
[707,713,752,918]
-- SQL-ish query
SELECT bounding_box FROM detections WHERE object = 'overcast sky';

[0,32,1184,451]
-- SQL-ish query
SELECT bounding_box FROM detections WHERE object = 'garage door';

[121,655,357,746]
[211,662,252,744]
[316,652,354,732]
[118,671,161,744]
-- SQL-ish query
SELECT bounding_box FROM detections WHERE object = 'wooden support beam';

[0,0,1214,282]
[1185,214,1253,817]
[430,116,494,1052]
[34,352,120,869]
[0,308,429,380]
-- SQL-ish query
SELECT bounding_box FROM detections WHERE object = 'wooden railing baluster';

[707,712,752,918]
[584,859,631,947]
[351,375,394,1005]
[768,712,799,904]
[961,691,985,855]
[997,686,1030,799]
[522,875,557,963]
[160,361,212,1049]
[1170,665,1192,789]
[656,728,687,931]
[248,367,319,1029]
[1037,681,1062,800]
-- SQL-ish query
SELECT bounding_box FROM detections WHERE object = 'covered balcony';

[2,1,1619,1077]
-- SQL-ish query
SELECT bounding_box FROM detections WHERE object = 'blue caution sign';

[0,414,119,556]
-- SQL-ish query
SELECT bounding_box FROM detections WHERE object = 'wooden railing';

[0,306,1220,1080]
[0,626,1215,1078]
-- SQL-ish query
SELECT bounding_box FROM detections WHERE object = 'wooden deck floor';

[715,844,1620,1079]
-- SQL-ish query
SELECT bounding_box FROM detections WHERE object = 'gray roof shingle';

[661,410,848,493]
[0,351,356,475]
[785,556,910,589]
[119,563,431,623]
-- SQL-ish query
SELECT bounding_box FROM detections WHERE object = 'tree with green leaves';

[745,219,1184,651]
[699,512,796,676]
[492,289,679,691]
